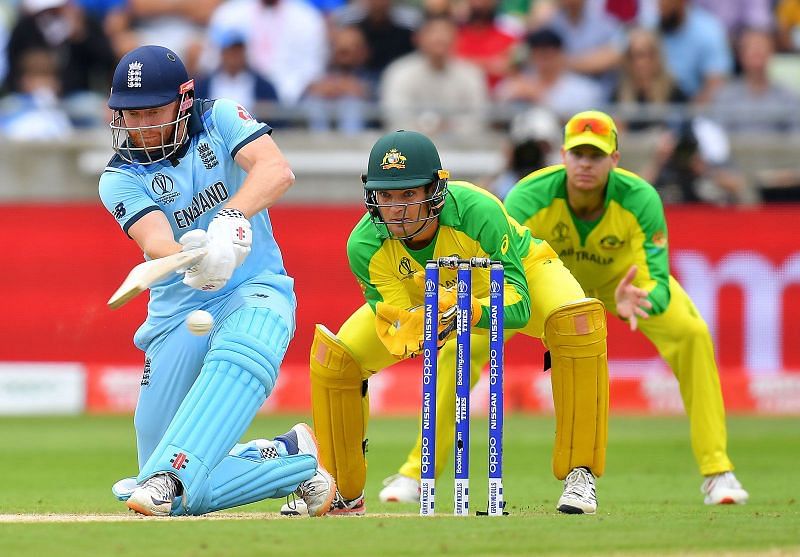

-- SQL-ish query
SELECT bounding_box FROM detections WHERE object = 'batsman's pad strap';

[545,298,609,479]
[309,324,368,500]
[138,308,290,506]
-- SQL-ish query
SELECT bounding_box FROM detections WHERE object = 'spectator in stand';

[775,0,800,51]
[380,16,489,136]
[65,0,132,58]
[530,0,626,97]
[195,29,279,114]
[333,0,421,75]
[305,0,346,17]
[693,0,773,41]
[653,0,732,104]
[641,116,753,205]
[454,0,521,90]
[0,48,73,140]
[75,0,125,20]
[302,25,377,134]
[710,29,800,134]
[604,0,639,23]
[613,27,687,131]
[208,0,328,106]
[487,106,561,198]
[127,0,222,73]
[6,0,116,96]
[495,27,605,119]
[0,6,10,88]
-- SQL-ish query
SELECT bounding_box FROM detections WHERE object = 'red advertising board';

[0,204,798,414]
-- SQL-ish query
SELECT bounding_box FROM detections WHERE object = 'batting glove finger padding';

[207,208,252,268]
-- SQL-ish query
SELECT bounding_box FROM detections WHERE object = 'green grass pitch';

[0,415,797,556]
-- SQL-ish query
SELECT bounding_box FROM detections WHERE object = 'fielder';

[381,110,749,506]
[306,129,609,515]
[100,45,338,516]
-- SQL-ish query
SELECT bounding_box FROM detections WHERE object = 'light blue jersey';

[99,98,295,349]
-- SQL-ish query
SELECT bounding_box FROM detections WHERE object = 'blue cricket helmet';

[108,45,196,164]
[108,45,190,110]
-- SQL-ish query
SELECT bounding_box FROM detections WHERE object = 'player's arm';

[99,169,179,259]
[213,98,295,219]
[473,209,531,330]
[346,232,411,311]
[626,187,670,314]
[229,133,295,218]
[127,211,182,259]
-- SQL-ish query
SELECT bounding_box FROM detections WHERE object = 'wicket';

[420,257,506,517]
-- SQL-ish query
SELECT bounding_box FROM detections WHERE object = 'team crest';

[652,230,667,248]
[599,235,624,249]
[127,61,143,88]
[198,142,219,169]
[381,148,406,170]
[551,222,570,243]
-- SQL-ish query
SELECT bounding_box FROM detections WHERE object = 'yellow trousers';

[399,274,733,480]
[333,241,586,497]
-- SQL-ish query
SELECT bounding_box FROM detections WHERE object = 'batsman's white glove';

[179,209,252,292]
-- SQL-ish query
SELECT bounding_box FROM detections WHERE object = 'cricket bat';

[107,248,207,309]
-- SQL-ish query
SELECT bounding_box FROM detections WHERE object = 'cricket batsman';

[380,110,749,507]
[99,45,339,516]
[305,129,609,515]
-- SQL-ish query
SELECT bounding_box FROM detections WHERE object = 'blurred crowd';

[2,0,800,203]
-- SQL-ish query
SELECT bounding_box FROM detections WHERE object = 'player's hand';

[413,273,482,331]
[374,302,457,359]
[179,229,234,291]
[207,208,252,269]
[614,265,652,331]
[375,303,425,359]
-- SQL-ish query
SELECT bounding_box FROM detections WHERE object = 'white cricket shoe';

[557,467,597,515]
[278,423,337,517]
[280,495,308,516]
[379,474,421,503]
[701,471,749,505]
[126,473,181,516]
[282,491,366,516]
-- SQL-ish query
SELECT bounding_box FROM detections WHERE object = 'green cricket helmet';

[362,130,450,240]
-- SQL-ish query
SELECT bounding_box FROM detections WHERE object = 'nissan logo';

[151,173,174,195]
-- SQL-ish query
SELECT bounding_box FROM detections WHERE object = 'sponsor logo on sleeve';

[652,230,667,248]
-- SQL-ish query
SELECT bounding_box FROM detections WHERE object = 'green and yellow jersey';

[505,165,670,314]
[348,181,533,329]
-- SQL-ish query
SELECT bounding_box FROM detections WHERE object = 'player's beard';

[129,121,185,153]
